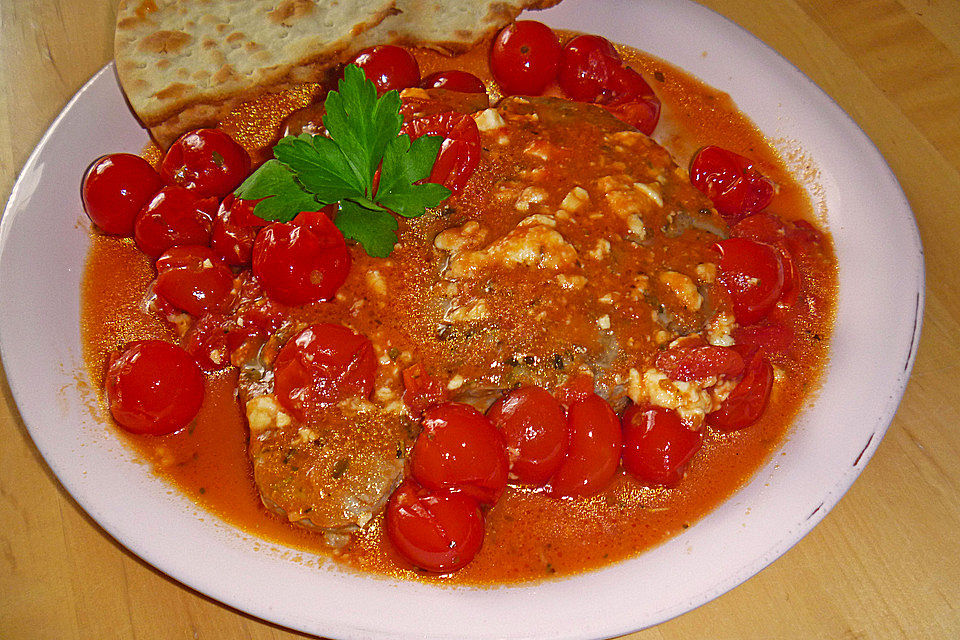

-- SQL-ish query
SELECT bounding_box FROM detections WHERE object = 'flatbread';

[114,0,562,147]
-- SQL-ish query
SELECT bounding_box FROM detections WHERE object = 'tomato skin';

[654,344,745,382]
[558,34,621,102]
[104,340,205,436]
[715,237,786,326]
[554,372,595,407]
[81,153,164,236]
[601,66,661,134]
[621,404,703,487]
[690,146,775,223]
[549,394,622,498]
[349,45,421,94]
[410,402,509,505]
[487,386,569,486]
[133,186,216,257]
[160,129,251,200]
[401,111,481,194]
[154,245,234,317]
[252,210,350,306]
[210,195,269,266]
[420,70,487,94]
[273,323,376,418]
[385,480,485,573]
[490,20,561,96]
[183,313,231,371]
[707,351,774,431]
[401,363,449,416]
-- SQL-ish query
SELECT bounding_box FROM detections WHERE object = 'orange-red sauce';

[81,36,836,584]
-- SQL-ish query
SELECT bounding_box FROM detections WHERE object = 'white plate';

[0,0,923,638]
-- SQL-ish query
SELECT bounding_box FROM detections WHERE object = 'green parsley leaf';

[377,135,451,218]
[234,159,322,222]
[273,133,365,204]
[334,199,399,258]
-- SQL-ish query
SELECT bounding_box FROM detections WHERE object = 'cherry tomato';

[104,340,205,436]
[410,402,508,505]
[732,322,795,360]
[654,344,745,382]
[401,111,480,194]
[486,386,568,486]
[210,195,269,266]
[252,210,350,306]
[690,146,775,223]
[160,128,251,199]
[420,70,487,94]
[715,237,786,326]
[401,363,449,416]
[707,351,774,431]
[81,153,164,236]
[549,394,622,498]
[601,66,661,134]
[557,34,621,102]
[349,45,420,94]
[183,313,231,371]
[133,186,216,257]
[490,20,561,96]
[224,302,285,362]
[385,480,485,573]
[154,245,234,317]
[621,404,703,487]
[273,323,377,419]
[554,372,595,407]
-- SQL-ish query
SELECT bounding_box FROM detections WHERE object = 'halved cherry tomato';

[104,340,204,436]
[707,351,774,431]
[81,153,164,236]
[401,363,448,416]
[715,237,786,326]
[420,70,487,94]
[621,404,703,487]
[252,210,350,306]
[654,343,745,382]
[385,480,485,573]
[210,195,269,266]
[272,323,376,419]
[549,394,622,498]
[487,386,568,486]
[349,45,420,94]
[154,245,234,317]
[411,402,508,505]
[133,186,217,257]
[558,34,621,102]
[401,111,481,194]
[690,146,775,223]
[490,20,561,96]
[183,313,231,371]
[160,128,251,200]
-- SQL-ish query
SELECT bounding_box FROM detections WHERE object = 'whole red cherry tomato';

[160,128,251,199]
[707,351,774,431]
[411,402,509,505]
[621,404,703,487]
[654,343,745,382]
[549,394,622,498]
[81,153,164,236]
[557,34,621,102]
[272,323,376,419]
[602,66,661,134]
[401,363,449,416]
[104,340,205,436]
[490,20,561,96]
[182,313,231,371]
[487,386,568,486]
[715,237,786,326]
[349,45,420,94]
[154,245,234,317]
[252,210,350,306]
[134,186,216,257]
[385,480,485,573]
[690,146,775,222]
[210,195,269,266]
[420,70,487,94]
[402,111,480,194]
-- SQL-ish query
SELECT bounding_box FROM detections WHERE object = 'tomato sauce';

[81,35,836,584]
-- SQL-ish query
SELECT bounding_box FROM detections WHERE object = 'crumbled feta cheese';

[473,108,506,131]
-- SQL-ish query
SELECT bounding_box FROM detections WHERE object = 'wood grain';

[2,1,958,638]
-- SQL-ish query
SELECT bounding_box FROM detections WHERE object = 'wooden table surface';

[2,1,958,638]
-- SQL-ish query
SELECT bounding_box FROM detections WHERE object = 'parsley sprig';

[235,64,451,257]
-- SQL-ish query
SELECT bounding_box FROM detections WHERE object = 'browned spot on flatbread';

[138,30,192,55]
[154,82,193,101]
[268,0,316,26]
[134,0,158,18]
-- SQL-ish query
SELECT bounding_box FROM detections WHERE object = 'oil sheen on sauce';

[81,36,836,584]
